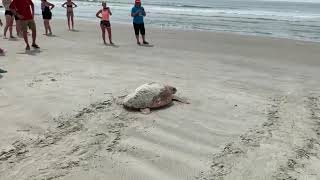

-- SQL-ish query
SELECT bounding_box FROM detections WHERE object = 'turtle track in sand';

[0,97,138,180]
[198,95,320,180]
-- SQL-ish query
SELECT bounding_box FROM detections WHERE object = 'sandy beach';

[1,18,320,180]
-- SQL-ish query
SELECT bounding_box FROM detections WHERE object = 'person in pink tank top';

[96,2,113,45]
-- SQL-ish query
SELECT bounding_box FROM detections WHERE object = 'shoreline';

[32,16,320,44]
[1,6,320,43]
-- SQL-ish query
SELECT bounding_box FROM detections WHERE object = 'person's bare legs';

[16,20,22,37]
[43,20,51,35]
[135,35,140,44]
[4,15,14,38]
[31,25,37,46]
[23,30,30,50]
[71,14,74,30]
[3,16,9,38]
[142,35,146,42]
[47,20,52,34]
[43,20,48,35]
[8,17,14,38]
[142,35,148,44]
[67,14,71,30]
[100,25,106,44]
[107,27,113,44]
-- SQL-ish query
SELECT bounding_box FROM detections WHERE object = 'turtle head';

[167,86,177,94]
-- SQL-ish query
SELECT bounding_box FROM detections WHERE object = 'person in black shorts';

[131,0,149,45]
[96,2,114,45]
[2,0,15,38]
[41,0,55,35]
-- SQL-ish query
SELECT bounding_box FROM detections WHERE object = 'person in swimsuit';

[96,2,113,45]
[2,0,15,39]
[41,0,55,35]
[131,0,149,45]
[62,0,77,30]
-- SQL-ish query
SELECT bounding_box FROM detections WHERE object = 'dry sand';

[0,18,320,180]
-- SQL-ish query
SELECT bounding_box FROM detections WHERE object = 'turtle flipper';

[140,108,151,114]
[172,95,190,104]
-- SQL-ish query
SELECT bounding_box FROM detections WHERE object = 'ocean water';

[2,0,320,42]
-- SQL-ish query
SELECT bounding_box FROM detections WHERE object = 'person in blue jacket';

[131,0,149,45]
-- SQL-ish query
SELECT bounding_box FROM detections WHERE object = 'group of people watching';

[1,0,149,55]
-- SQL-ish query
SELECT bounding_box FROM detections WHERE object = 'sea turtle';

[123,82,189,114]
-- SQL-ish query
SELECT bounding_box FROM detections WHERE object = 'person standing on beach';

[62,0,77,31]
[96,2,113,45]
[41,0,55,35]
[2,0,15,39]
[10,0,40,50]
[131,0,149,45]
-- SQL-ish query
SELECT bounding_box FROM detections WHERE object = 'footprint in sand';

[27,72,70,88]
